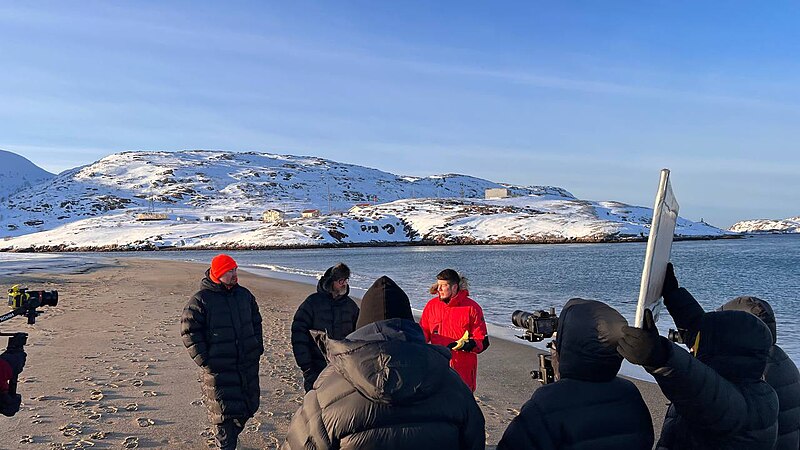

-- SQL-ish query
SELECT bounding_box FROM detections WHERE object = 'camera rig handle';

[0,306,37,325]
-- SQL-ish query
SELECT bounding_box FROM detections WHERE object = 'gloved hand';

[661,263,679,298]
[617,309,669,367]
[0,350,26,375]
[446,331,477,352]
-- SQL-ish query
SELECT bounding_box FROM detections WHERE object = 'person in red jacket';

[420,269,489,392]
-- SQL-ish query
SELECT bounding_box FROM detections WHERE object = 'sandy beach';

[0,258,668,449]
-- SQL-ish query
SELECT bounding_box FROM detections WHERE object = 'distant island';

[728,217,800,234]
[0,150,732,252]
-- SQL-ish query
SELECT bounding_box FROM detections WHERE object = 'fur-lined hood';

[429,275,470,295]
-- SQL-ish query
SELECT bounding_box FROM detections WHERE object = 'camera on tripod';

[511,307,560,384]
[6,285,58,324]
[512,307,558,342]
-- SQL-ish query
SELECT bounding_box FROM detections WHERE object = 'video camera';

[512,308,559,385]
[6,285,58,325]
[512,307,558,342]
[0,285,59,417]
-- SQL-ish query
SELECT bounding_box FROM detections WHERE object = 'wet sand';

[0,258,667,449]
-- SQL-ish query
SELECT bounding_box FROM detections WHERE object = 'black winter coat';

[181,273,264,424]
[291,269,359,391]
[655,288,779,449]
[282,318,485,450]
[498,299,654,450]
[720,296,800,450]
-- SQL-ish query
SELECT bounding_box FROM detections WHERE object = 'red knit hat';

[210,254,238,283]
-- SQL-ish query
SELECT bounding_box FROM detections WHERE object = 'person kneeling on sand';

[617,262,778,450]
[181,254,264,450]
[497,298,654,450]
[283,276,485,450]
[291,263,359,392]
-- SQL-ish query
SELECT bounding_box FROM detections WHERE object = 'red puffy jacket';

[420,289,488,392]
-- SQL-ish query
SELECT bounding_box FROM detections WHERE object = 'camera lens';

[512,310,533,329]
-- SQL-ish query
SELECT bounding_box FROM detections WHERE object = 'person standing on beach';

[719,295,800,450]
[497,298,654,450]
[420,269,489,392]
[181,254,264,450]
[617,263,778,450]
[283,276,485,450]
[291,263,359,392]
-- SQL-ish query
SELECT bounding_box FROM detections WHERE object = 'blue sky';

[1,1,799,227]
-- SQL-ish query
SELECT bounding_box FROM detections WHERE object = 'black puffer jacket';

[720,296,800,450]
[282,318,485,450]
[652,290,779,450]
[498,299,654,450]
[291,268,359,391]
[181,272,263,424]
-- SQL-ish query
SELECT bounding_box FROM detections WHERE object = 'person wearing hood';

[283,276,486,450]
[420,269,489,392]
[291,263,359,392]
[497,298,654,450]
[617,263,779,449]
[181,254,264,450]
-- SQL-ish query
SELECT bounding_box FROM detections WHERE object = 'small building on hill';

[348,203,372,214]
[135,212,169,221]
[301,209,320,218]
[485,188,510,199]
[262,209,285,223]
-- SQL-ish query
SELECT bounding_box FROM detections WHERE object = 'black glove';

[447,339,477,352]
[0,392,21,417]
[0,350,26,375]
[617,309,669,367]
[661,263,679,298]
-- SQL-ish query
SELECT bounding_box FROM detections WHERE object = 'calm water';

[112,234,800,363]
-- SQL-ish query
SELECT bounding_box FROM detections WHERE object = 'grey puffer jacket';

[181,272,263,424]
[282,318,485,450]
[720,296,800,450]
[497,298,654,450]
[653,289,779,450]
[291,268,359,391]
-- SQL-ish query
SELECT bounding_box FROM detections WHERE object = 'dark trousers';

[215,418,247,450]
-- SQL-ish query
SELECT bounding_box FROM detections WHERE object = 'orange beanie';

[210,254,238,283]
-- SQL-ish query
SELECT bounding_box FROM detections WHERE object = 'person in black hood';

[618,263,779,450]
[719,296,800,450]
[283,276,486,450]
[291,263,359,392]
[181,254,264,450]
[497,298,654,450]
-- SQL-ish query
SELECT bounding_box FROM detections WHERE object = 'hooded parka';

[291,267,359,392]
[420,282,488,392]
[283,276,485,450]
[181,271,264,424]
[718,296,800,450]
[653,287,779,449]
[497,298,654,450]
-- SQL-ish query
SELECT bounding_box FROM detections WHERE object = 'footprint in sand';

[19,435,34,444]
[125,402,139,412]
[136,417,155,427]
[122,436,139,448]
[59,424,82,437]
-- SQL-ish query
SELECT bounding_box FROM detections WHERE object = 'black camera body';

[512,307,559,342]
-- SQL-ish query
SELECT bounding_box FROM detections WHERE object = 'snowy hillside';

[0,150,54,204]
[729,216,800,234]
[0,150,569,237]
[0,150,730,251]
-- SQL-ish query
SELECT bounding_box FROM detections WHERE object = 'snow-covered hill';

[729,216,800,234]
[0,150,730,251]
[0,150,568,237]
[0,150,54,204]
